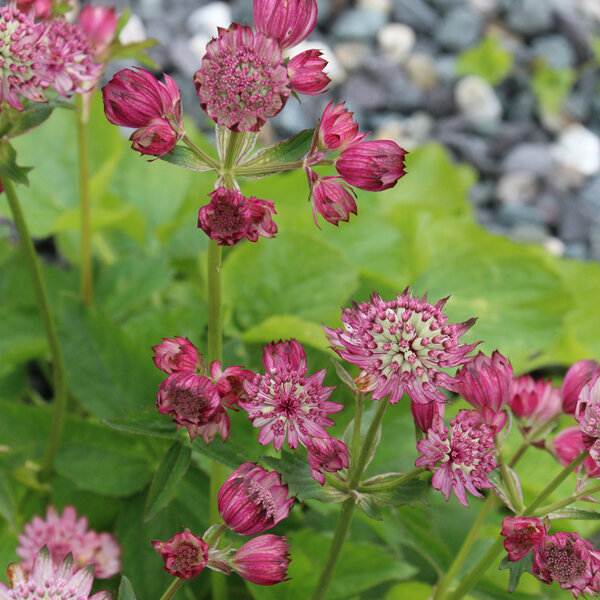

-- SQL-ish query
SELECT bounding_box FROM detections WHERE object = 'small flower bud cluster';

[152,337,253,443]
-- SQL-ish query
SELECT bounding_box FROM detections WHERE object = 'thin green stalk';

[358,467,425,492]
[533,483,600,517]
[159,578,185,600]
[182,135,220,170]
[76,93,93,306]
[508,441,529,468]
[4,178,67,483]
[347,393,364,484]
[495,435,523,512]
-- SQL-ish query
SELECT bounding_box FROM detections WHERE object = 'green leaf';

[384,582,433,600]
[0,98,73,140]
[0,140,31,185]
[0,472,17,529]
[487,467,523,513]
[531,63,576,115]
[242,129,314,172]
[108,39,159,69]
[118,575,138,600]
[356,492,383,520]
[216,125,259,165]
[160,145,215,172]
[361,475,429,508]
[456,35,514,86]
[499,553,534,594]
[547,507,600,520]
[104,408,180,440]
[145,442,191,522]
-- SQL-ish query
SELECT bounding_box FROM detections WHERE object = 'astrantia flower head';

[152,337,199,375]
[156,372,221,442]
[532,532,600,598]
[335,140,407,192]
[563,360,600,416]
[501,516,547,562]
[0,3,50,109]
[576,375,600,463]
[152,532,209,580]
[309,172,357,226]
[316,101,367,152]
[16,506,120,579]
[198,188,277,246]
[253,0,317,49]
[231,535,291,586]
[287,49,329,95]
[218,463,294,536]
[552,426,600,479]
[509,374,561,429]
[0,549,111,600]
[325,290,478,405]
[77,6,118,59]
[307,436,349,485]
[240,339,341,451]
[415,409,496,506]
[194,24,291,132]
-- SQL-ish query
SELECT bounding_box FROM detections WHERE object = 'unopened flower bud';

[231,534,290,585]
[563,359,600,415]
[253,0,317,49]
[152,337,200,375]
[288,49,329,95]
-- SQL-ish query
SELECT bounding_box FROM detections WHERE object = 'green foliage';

[531,62,576,115]
[456,35,514,86]
[499,554,534,594]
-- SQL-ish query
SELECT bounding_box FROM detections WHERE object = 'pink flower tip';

[317,101,367,152]
[231,534,291,585]
[77,5,118,58]
[288,49,329,96]
[152,532,209,579]
[152,337,200,374]
[309,172,357,226]
[307,436,349,485]
[253,0,318,49]
[509,374,561,429]
[563,359,600,416]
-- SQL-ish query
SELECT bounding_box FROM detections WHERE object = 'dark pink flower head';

[309,171,357,226]
[152,337,200,375]
[410,400,445,433]
[576,375,600,463]
[532,532,600,598]
[335,140,407,192]
[198,188,277,246]
[16,506,121,578]
[0,3,50,109]
[306,436,349,485]
[509,374,562,429]
[231,534,290,586]
[152,532,209,580]
[16,0,52,19]
[317,101,367,152]
[77,6,118,58]
[563,360,600,416]
[325,290,478,405]
[287,49,329,95]
[156,372,221,442]
[41,18,103,96]
[1,549,112,600]
[240,340,341,451]
[194,24,291,132]
[501,516,547,562]
[552,426,600,479]
[415,409,496,506]
[218,463,294,536]
[253,0,317,49]
[210,361,254,409]
[102,68,183,155]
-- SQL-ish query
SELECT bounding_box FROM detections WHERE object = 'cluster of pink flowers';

[240,339,349,485]
[152,337,253,444]
[16,506,121,579]
[153,462,292,586]
[502,517,600,598]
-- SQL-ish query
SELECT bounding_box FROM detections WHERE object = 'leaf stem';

[182,135,220,170]
[159,578,185,600]
[347,393,364,484]
[358,467,425,492]
[495,436,523,512]
[532,482,600,517]
[3,178,68,482]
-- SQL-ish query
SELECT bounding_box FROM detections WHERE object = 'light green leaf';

[160,145,215,172]
[0,140,31,185]
[499,553,534,594]
[384,582,433,600]
[531,63,576,115]
[241,315,330,352]
[242,129,314,173]
[547,507,600,520]
[456,35,514,85]
[117,575,138,600]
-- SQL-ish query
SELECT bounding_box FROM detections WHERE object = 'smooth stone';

[437,131,496,173]
[537,193,562,225]
[579,174,600,213]
[435,54,457,84]
[563,242,588,260]
[357,0,393,14]
[553,124,600,177]
[531,35,577,69]
[555,9,594,62]
[334,42,371,71]
[269,98,312,136]
[501,143,554,176]
[455,75,503,124]
[505,0,553,36]
[332,8,387,40]
[405,53,439,90]
[230,0,254,24]
[118,13,146,45]
[339,74,389,111]
[466,0,500,17]
[564,93,592,122]
[496,171,540,205]
[171,37,204,78]
[421,87,456,117]
[559,197,589,241]
[497,204,546,227]
[391,0,440,32]
[436,7,483,51]
[505,90,535,121]
[544,236,566,256]
[187,2,231,36]
[469,180,495,205]
[377,23,416,63]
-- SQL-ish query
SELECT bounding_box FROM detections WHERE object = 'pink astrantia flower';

[231,535,291,586]
[102,68,184,156]
[77,6,118,58]
[240,339,341,451]
[335,140,407,192]
[16,0,52,19]
[316,101,367,153]
[576,375,600,463]
[16,506,120,579]
[218,463,293,536]
[198,188,277,246]
[210,361,254,409]
[415,409,496,506]
[306,436,349,485]
[152,337,200,374]
[41,18,102,96]
[308,171,357,226]
[253,0,317,49]
[325,290,478,405]
[564,360,600,416]
[1,549,111,600]
[532,532,600,598]
[0,3,50,109]
[152,532,209,580]
[156,372,221,442]
[287,49,329,95]
[509,374,561,430]
[501,516,548,562]
[194,24,291,132]
[552,426,600,479]
[410,400,445,433]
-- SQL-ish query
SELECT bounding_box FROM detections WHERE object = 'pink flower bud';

[152,337,200,375]
[152,532,209,580]
[307,436,349,485]
[218,463,294,536]
[410,400,445,433]
[563,359,600,415]
[310,174,357,226]
[231,535,290,585]
[552,426,600,478]
[288,49,329,96]
[509,374,561,428]
[209,361,254,409]
[77,5,118,57]
[576,375,600,464]
[501,516,547,562]
[253,0,318,49]
[317,101,366,152]
[16,0,51,19]
[156,372,221,442]
[335,140,407,191]
[129,116,179,156]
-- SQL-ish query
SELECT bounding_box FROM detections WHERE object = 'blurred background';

[89,0,600,262]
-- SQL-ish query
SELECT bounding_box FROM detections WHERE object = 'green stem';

[347,393,364,484]
[205,523,228,547]
[234,160,305,177]
[533,483,600,517]
[76,93,93,307]
[159,578,185,600]
[182,135,220,170]
[351,399,388,487]
[495,436,523,512]
[4,178,68,483]
[508,442,529,468]
[358,467,425,492]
